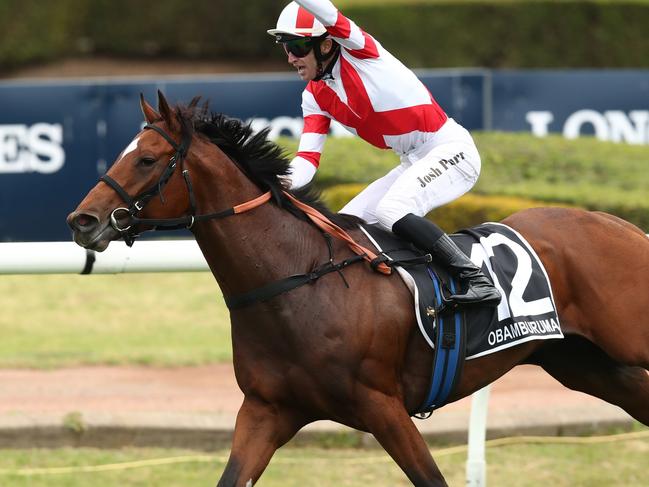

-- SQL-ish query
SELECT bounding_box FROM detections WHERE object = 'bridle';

[98,118,391,309]
[100,122,271,246]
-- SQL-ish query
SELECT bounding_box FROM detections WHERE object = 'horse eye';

[138,157,157,167]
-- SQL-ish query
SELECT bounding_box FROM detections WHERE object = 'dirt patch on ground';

[2,57,289,80]
[0,364,611,417]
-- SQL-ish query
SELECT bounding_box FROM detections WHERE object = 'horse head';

[67,89,357,258]
[67,91,233,251]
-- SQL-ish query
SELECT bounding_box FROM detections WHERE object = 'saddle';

[361,222,563,416]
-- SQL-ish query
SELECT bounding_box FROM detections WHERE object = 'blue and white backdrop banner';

[1,69,647,241]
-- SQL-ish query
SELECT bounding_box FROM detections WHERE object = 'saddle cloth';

[360,221,563,412]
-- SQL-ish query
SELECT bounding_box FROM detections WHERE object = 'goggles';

[280,37,316,58]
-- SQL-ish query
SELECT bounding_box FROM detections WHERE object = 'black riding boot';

[392,213,501,307]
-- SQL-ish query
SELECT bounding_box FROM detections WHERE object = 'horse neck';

[188,152,326,299]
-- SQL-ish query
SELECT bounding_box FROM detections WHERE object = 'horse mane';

[175,102,363,230]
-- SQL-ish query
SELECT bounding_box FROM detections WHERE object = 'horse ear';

[157,90,180,131]
[140,93,160,124]
[188,96,201,109]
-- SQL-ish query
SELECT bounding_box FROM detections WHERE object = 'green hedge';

[322,185,575,232]
[278,132,649,230]
[80,0,279,59]
[3,1,649,70]
[0,0,280,69]
[472,132,649,227]
[344,1,649,68]
[0,0,88,68]
[425,193,576,233]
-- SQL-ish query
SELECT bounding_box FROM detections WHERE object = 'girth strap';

[224,255,365,310]
[416,271,466,414]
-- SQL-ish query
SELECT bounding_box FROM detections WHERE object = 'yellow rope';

[0,430,647,476]
[480,429,649,447]
[0,455,223,476]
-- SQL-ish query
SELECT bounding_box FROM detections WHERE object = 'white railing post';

[466,386,490,487]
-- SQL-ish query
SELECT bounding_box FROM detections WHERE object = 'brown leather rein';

[282,191,391,275]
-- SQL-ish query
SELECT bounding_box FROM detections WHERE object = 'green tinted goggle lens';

[282,38,315,58]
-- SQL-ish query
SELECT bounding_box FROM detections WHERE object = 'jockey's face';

[286,38,333,82]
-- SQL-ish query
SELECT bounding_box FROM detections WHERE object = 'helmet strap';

[313,40,340,81]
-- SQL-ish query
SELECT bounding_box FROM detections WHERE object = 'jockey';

[268,0,501,307]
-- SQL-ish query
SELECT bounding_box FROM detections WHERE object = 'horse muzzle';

[66,210,120,251]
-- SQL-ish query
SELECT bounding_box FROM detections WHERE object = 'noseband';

[100,123,271,246]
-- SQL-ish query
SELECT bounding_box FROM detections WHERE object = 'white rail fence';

[0,240,207,275]
[0,240,490,487]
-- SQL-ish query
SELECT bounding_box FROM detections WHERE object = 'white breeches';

[339,119,481,230]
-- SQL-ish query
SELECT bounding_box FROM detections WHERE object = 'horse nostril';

[69,212,100,232]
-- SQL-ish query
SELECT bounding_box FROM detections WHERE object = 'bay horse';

[67,92,649,487]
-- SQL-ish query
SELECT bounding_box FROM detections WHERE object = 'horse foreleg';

[216,396,305,487]
[359,391,448,487]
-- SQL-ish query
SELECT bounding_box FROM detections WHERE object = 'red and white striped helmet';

[267,2,328,38]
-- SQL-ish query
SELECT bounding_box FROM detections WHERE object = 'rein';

[283,192,391,275]
[100,121,391,307]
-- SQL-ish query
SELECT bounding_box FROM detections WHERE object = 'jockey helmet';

[267,2,328,40]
